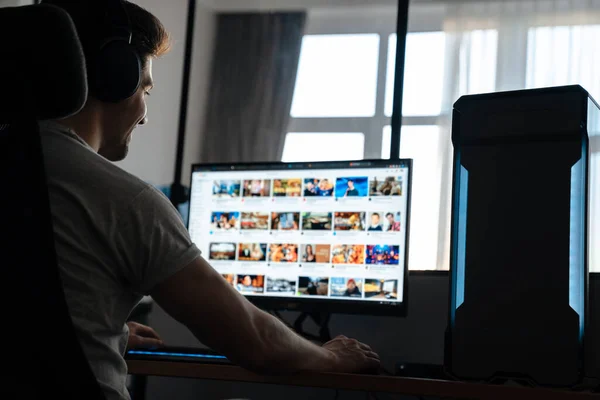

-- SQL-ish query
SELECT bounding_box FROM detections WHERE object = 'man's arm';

[149,256,379,375]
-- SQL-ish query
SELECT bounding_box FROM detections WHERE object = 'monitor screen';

[188,160,412,315]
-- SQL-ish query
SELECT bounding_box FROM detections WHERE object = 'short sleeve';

[115,186,202,295]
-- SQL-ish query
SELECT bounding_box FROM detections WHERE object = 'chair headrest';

[0,4,87,123]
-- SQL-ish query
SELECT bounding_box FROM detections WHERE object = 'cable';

[333,389,339,400]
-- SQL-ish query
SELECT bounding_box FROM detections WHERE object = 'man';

[368,213,383,231]
[39,1,380,399]
[386,212,401,232]
[303,180,317,196]
[236,275,254,292]
[345,179,359,196]
[343,279,362,298]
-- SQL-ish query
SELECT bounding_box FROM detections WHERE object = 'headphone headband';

[92,0,142,102]
[100,0,132,46]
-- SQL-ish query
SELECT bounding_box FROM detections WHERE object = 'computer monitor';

[187,159,412,316]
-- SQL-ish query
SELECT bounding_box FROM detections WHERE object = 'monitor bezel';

[188,159,413,317]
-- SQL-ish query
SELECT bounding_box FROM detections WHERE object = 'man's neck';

[56,103,102,152]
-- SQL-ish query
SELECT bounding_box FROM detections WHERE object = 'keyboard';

[125,346,232,365]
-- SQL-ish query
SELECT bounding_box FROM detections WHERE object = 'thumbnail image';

[297,276,329,296]
[268,243,299,263]
[271,212,300,230]
[330,277,363,298]
[242,179,272,197]
[367,211,402,232]
[331,244,365,265]
[335,177,369,198]
[300,244,331,264]
[364,279,398,299]
[266,276,297,294]
[238,243,267,262]
[366,245,400,265]
[369,177,403,196]
[240,212,270,230]
[334,212,366,231]
[302,212,333,230]
[236,274,265,294]
[212,180,241,198]
[209,242,237,261]
[222,274,236,287]
[210,212,240,231]
[303,178,334,197]
[384,212,402,232]
[273,178,302,197]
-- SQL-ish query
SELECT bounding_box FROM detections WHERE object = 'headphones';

[88,0,142,102]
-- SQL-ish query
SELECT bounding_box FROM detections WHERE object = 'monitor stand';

[271,310,332,343]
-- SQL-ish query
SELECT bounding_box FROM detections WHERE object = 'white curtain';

[433,0,600,270]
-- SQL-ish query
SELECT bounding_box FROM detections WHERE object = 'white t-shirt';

[40,121,201,400]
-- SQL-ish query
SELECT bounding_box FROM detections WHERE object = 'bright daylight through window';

[282,10,600,272]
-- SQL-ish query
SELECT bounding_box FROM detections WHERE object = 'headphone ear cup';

[90,39,141,103]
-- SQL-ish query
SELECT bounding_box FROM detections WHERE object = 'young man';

[39,1,380,399]
[368,213,383,231]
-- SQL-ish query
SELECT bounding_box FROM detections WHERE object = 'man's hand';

[321,335,380,373]
[126,321,165,351]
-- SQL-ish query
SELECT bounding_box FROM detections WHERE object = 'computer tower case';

[445,85,598,387]
[589,274,599,387]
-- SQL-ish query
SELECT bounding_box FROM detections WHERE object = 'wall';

[115,0,216,187]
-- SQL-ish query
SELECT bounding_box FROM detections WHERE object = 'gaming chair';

[0,4,104,399]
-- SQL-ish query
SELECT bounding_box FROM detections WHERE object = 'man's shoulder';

[39,121,155,203]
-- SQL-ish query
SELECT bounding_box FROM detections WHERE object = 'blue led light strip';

[127,350,227,360]
[455,166,469,310]
[450,155,469,326]
[570,155,587,342]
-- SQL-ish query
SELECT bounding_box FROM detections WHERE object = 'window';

[382,125,442,270]
[526,24,600,274]
[291,34,380,118]
[386,32,446,117]
[526,25,600,100]
[459,29,498,96]
[283,6,499,269]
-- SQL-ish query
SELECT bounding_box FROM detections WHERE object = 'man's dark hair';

[372,213,380,218]
[42,0,171,69]
[386,212,394,218]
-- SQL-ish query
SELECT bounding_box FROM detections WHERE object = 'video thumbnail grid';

[221,273,400,301]
[209,211,403,234]
[211,176,403,199]
[208,242,401,266]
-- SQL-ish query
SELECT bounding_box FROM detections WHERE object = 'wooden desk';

[127,360,599,400]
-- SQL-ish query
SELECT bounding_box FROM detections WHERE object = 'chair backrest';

[0,4,104,399]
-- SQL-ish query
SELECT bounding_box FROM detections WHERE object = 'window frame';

[287,5,448,160]
[285,5,451,271]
